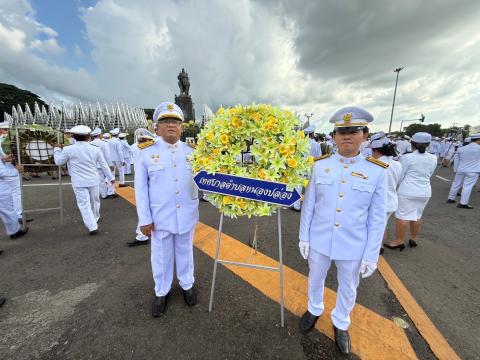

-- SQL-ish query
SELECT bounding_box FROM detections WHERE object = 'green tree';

[405,123,442,137]
[0,83,48,116]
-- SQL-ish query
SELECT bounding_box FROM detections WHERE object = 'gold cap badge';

[343,113,352,123]
[167,104,174,111]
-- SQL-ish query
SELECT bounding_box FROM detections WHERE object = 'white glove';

[298,241,309,260]
[360,260,377,278]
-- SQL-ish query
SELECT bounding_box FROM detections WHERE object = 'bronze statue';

[178,68,190,96]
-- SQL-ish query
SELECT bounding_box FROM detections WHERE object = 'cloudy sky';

[1,0,479,133]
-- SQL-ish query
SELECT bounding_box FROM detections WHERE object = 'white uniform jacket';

[54,142,114,187]
[0,159,18,192]
[397,151,437,197]
[90,139,111,168]
[379,156,402,213]
[120,139,132,159]
[108,137,125,163]
[453,142,480,173]
[134,138,199,234]
[309,139,322,159]
[299,153,387,263]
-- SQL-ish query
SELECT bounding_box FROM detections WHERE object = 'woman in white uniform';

[385,132,437,250]
[369,133,402,254]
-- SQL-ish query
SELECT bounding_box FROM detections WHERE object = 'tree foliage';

[405,123,443,137]
[0,83,48,117]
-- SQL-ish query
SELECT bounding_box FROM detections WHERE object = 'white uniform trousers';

[112,161,125,185]
[72,186,100,231]
[97,169,108,199]
[123,158,132,175]
[448,172,479,205]
[151,228,195,296]
[5,175,22,219]
[308,249,361,331]
[136,223,149,241]
[0,192,20,236]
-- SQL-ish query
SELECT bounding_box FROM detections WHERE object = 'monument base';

[175,94,195,121]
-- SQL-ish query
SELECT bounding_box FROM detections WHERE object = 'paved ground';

[0,165,478,359]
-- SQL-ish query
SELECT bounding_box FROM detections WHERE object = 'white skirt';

[395,195,430,221]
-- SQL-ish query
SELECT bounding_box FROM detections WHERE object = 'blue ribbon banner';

[193,171,301,207]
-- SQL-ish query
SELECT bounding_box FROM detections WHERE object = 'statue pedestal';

[175,94,195,121]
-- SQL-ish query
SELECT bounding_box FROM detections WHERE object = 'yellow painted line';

[378,257,461,360]
[116,186,417,359]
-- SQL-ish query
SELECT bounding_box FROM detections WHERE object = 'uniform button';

[176,191,179,195]
[173,164,177,167]
[341,179,346,184]
[339,193,344,198]
[336,208,341,212]
[335,222,340,227]
[174,178,178,182]
[176,204,180,208]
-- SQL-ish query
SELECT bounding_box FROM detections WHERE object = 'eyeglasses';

[159,119,182,125]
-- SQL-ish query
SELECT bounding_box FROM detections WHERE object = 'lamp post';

[400,113,425,132]
[304,112,314,127]
[388,67,404,133]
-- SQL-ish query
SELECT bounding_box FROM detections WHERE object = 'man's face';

[333,128,367,155]
[0,129,7,136]
[156,118,183,143]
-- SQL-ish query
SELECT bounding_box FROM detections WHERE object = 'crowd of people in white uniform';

[1,103,479,355]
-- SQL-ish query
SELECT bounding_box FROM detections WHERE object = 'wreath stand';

[208,208,285,327]
[15,128,64,231]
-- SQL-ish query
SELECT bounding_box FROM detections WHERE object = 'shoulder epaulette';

[366,156,389,168]
[138,140,155,149]
[314,153,331,161]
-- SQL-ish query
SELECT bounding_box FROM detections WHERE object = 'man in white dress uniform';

[447,133,480,209]
[108,128,126,188]
[54,125,114,234]
[298,106,387,354]
[135,102,199,317]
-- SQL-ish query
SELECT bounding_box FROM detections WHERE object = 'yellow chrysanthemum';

[223,196,234,205]
[250,112,262,122]
[258,169,267,179]
[236,197,248,209]
[287,158,298,168]
[231,116,242,128]
[212,148,221,156]
[220,134,230,145]
[307,156,314,166]
[206,132,214,142]
[279,144,289,155]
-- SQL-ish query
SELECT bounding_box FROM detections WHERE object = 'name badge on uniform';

[151,154,161,163]
[351,171,368,180]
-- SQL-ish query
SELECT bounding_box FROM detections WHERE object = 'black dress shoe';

[10,227,29,239]
[0,296,6,307]
[457,204,473,209]
[183,286,197,306]
[118,184,128,187]
[152,293,170,317]
[299,310,319,333]
[384,243,405,251]
[107,194,119,199]
[446,199,456,204]
[333,325,351,354]
[408,239,418,248]
[379,247,384,255]
[127,239,149,247]
[89,230,98,236]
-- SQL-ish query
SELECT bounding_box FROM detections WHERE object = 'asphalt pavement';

[0,166,478,359]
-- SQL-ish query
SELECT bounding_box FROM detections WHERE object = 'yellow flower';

[231,116,242,128]
[223,195,234,205]
[212,148,221,156]
[279,144,289,155]
[258,169,267,179]
[303,179,310,187]
[287,157,298,168]
[236,197,247,209]
[206,132,214,142]
[250,112,262,122]
[307,156,314,166]
[217,107,225,115]
[202,157,212,167]
[220,134,230,145]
